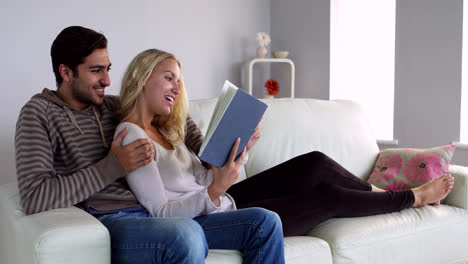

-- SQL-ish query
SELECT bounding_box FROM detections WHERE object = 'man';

[15,26,208,263]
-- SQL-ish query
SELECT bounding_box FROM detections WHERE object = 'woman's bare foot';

[371,185,386,192]
[411,174,455,208]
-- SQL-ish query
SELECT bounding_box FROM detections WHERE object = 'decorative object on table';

[272,51,289,58]
[256,32,271,58]
[244,58,295,98]
[367,144,456,205]
[263,78,279,99]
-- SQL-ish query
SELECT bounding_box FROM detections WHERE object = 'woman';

[116,49,454,241]
[116,49,284,264]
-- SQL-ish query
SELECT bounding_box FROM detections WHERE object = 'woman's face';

[142,58,181,116]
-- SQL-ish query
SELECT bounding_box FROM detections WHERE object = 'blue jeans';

[97,207,284,264]
[98,211,207,264]
[194,207,285,264]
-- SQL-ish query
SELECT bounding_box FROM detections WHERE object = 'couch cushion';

[368,144,456,204]
[307,205,468,264]
[205,236,333,264]
[241,98,379,179]
[282,236,333,264]
[190,98,379,180]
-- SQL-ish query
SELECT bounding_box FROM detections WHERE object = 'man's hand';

[245,116,263,152]
[208,138,246,203]
[111,127,154,174]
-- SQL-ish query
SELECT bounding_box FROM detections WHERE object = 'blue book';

[199,80,268,167]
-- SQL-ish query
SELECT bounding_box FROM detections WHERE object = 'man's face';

[70,48,111,109]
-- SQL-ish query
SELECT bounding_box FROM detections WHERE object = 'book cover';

[199,80,268,167]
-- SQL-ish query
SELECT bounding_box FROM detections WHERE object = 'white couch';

[2,98,468,264]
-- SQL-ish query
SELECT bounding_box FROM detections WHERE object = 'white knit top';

[115,122,236,218]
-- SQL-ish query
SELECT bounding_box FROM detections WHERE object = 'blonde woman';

[115,49,285,264]
[115,49,454,263]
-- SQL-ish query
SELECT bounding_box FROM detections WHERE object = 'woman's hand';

[246,117,263,152]
[208,138,247,204]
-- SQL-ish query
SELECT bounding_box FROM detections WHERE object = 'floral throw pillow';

[367,144,456,205]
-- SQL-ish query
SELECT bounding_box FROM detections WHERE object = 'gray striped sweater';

[15,88,204,215]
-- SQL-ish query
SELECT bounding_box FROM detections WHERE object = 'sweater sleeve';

[15,100,125,215]
[118,122,219,218]
[184,115,204,155]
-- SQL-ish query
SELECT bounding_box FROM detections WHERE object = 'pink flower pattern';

[368,154,402,183]
[441,144,456,153]
[368,145,455,203]
[439,145,455,172]
[403,152,446,183]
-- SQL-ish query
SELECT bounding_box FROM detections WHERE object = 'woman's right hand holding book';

[208,138,247,206]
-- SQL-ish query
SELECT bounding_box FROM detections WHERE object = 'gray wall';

[394,0,465,165]
[0,0,270,185]
[270,0,330,99]
[2,0,467,186]
[270,0,468,166]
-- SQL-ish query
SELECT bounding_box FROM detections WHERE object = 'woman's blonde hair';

[118,49,188,145]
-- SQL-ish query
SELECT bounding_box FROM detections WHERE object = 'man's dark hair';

[51,26,108,86]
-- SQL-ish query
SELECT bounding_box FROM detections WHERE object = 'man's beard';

[71,79,104,107]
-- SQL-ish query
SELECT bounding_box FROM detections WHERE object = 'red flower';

[265,79,280,95]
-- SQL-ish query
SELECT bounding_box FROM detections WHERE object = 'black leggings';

[226,151,415,236]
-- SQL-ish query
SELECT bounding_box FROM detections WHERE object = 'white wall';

[270,0,468,166]
[0,0,270,185]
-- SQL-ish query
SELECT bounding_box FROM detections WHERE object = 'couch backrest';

[189,98,380,180]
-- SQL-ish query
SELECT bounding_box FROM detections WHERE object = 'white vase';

[263,93,275,99]
[256,46,267,58]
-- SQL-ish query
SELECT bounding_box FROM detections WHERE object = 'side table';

[244,58,295,98]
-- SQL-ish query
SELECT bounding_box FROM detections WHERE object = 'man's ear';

[59,64,73,82]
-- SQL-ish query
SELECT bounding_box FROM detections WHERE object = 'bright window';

[330,0,396,141]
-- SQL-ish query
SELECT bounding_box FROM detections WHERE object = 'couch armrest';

[0,183,110,264]
[444,165,468,210]
[23,207,111,264]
